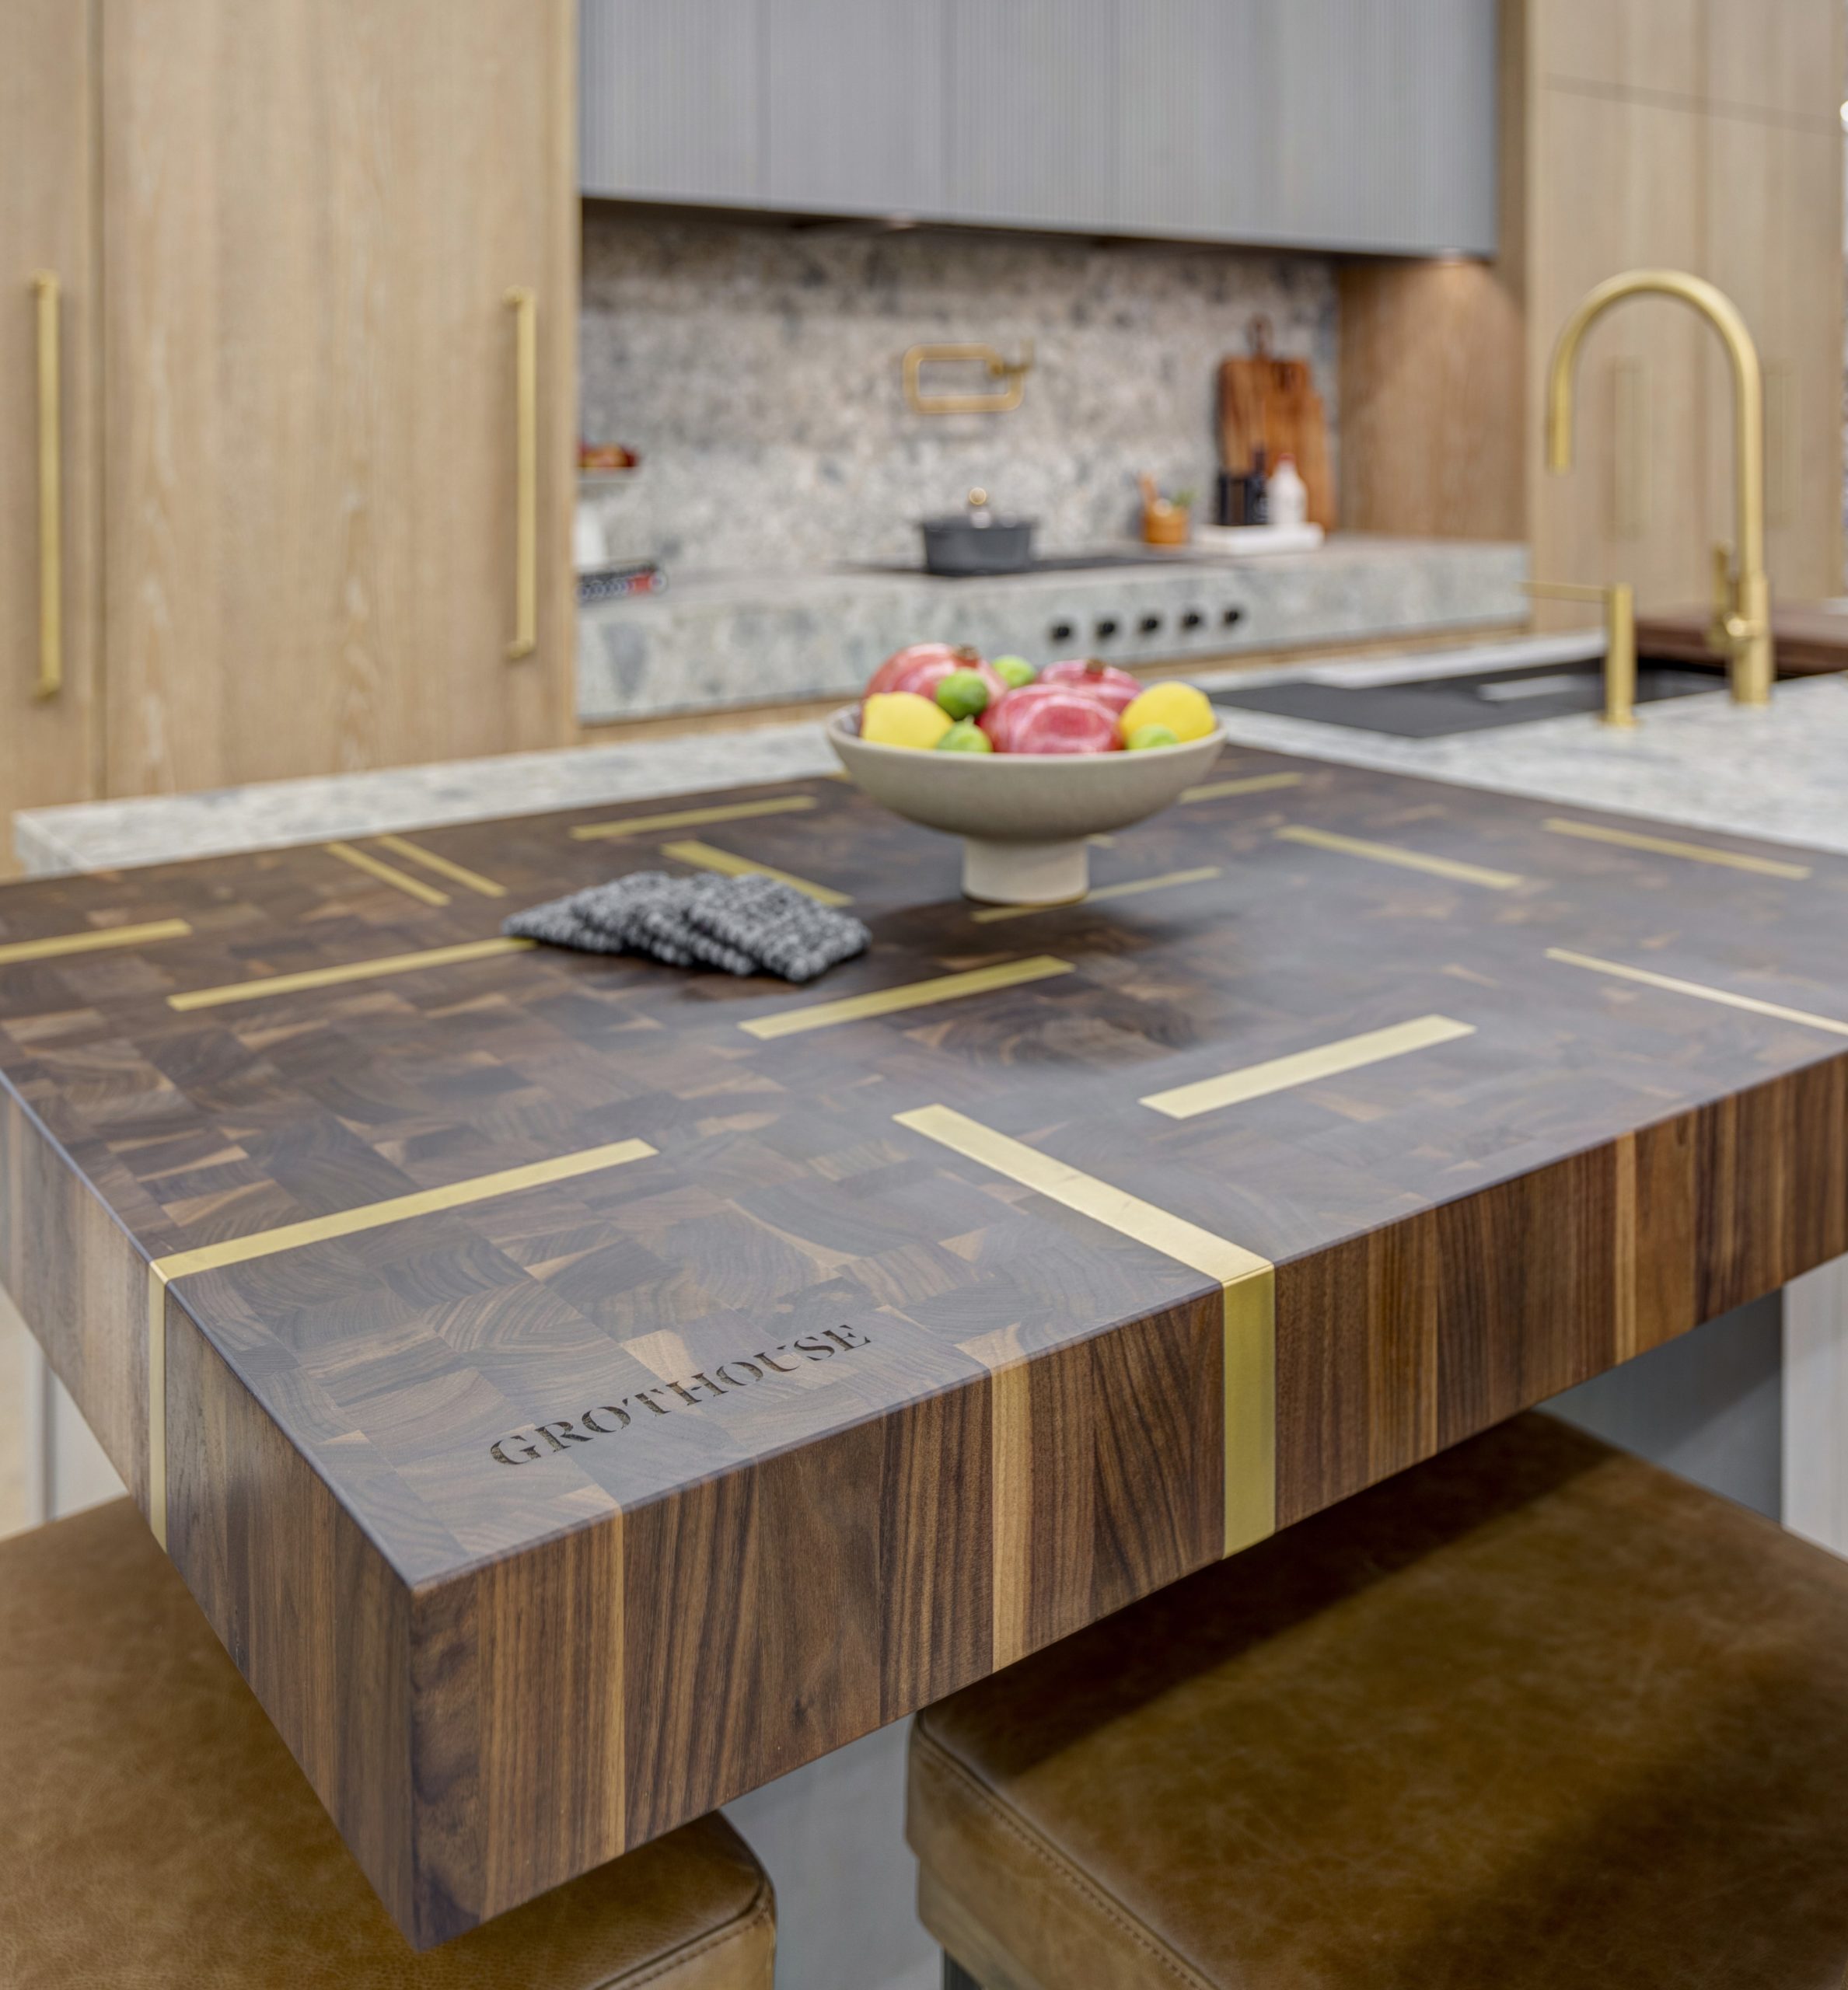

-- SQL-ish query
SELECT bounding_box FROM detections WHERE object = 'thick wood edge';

[1277,1058,1848,1524]
[163,1291,423,1941]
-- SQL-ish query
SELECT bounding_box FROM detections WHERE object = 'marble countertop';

[18,633,1848,876]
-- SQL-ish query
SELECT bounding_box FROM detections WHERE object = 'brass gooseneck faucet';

[1545,270,1772,707]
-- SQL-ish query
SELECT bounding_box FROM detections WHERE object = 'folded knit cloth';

[506,871,869,984]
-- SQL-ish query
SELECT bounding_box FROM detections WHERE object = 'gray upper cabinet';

[580,0,1499,257]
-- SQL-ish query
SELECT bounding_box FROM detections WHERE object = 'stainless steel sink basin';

[1211,656,1722,737]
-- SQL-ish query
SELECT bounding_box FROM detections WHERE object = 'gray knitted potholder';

[505,871,868,983]
[682,873,868,983]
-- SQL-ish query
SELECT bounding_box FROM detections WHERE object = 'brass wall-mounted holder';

[903,340,1035,414]
[1522,578,1637,728]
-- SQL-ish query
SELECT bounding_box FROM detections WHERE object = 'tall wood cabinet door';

[102,0,576,798]
[1528,83,1716,613]
[0,0,100,838]
[1702,113,1843,602]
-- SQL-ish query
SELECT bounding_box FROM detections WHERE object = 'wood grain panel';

[100,0,576,799]
[0,0,100,843]
[5,749,1848,1939]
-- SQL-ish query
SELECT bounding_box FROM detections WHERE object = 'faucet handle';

[1710,542,1736,617]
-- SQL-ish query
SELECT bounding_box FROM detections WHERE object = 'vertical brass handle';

[31,272,61,700]
[505,286,537,660]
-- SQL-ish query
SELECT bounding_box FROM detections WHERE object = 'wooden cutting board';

[1217,354,1335,529]
[1636,602,1848,676]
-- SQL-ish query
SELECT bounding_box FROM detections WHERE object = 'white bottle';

[1269,453,1308,529]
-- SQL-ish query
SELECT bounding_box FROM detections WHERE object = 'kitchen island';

[4,739,1848,1946]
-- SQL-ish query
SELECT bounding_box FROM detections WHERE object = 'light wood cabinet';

[0,1,100,822]
[101,0,577,795]
[0,0,576,833]
[1343,0,1844,613]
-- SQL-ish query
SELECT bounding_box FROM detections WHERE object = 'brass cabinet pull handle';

[31,272,61,699]
[505,286,537,660]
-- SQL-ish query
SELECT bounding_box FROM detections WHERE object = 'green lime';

[991,655,1036,688]
[934,669,990,719]
[936,718,994,753]
[1126,722,1180,751]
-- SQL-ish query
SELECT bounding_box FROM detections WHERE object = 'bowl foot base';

[962,837,1089,906]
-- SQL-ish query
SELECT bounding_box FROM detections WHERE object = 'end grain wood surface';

[2,750,1846,1943]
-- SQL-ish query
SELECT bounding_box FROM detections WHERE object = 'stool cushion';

[0,1499,774,1988]
[909,1412,1848,1990]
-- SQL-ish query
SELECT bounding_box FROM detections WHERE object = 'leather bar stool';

[909,1413,1848,1990]
[0,1499,774,1988]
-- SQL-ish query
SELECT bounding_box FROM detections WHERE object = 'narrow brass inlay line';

[571,795,819,841]
[1542,816,1811,879]
[0,916,191,967]
[168,936,533,1011]
[143,1136,658,1548]
[970,867,1221,923]
[1142,1014,1476,1120]
[661,839,852,906]
[895,1102,1275,1556]
[1183,772,1305,804]
[325,840,450,906]
[1546,948,1848,1038]
[375,835,508,897]
[1276,823,1525,890]
[740,956,1073,1040]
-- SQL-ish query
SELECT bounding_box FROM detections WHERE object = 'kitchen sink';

[1210,656,1723,737]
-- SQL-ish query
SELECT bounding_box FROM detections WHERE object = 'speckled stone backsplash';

[578,208,1338,574]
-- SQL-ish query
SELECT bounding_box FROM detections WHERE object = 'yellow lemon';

[864,691,955,749]
[1119,680,1215,745]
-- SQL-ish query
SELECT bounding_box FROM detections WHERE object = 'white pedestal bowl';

[826,708,1227,904]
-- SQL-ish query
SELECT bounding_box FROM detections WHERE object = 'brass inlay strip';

[144,1136,657,1547]
[1142,1014,1476,1121]
[1542,816,1811,879]
[0,916,191,967]
[572,795,819,841]
[325,840,450,906]
[375,835,508,898]
[740,956,1073,1041]
[895,1102,1275,1556]
[1546,948,1848,1038]
[661,839,852,906]
[1276,823,1525,890]
[1183,772,1305,804]
[970,867,1221,923]
[168,936,533,1011]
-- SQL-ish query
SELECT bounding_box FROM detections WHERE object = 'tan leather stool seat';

[0,1499,774,1988]
[909,1413,1848,1990]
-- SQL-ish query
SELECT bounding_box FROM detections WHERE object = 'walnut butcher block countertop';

[3,747,1846,1946]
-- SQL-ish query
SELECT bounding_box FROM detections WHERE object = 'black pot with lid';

[918,487,1037,576]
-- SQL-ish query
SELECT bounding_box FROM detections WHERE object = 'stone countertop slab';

[578,535,1528,723]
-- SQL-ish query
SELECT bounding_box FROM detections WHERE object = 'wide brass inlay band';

[0,916,192,966]
[740,956,1073,1040]
[1546,947,1848,1037]
[660,840,852,906]
[970,868,1221,923]
[1142,1013,1476,1119]
[571,795,819,841]
[894,1102,1276,1555]
[145,1136,659,1547]
[325,840,450,906]
[375,836,508,898]
[168,936,534,1011]
[1542,816,1812,878]
[1276,823,1525,890]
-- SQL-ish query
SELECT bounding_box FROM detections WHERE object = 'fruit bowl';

[826,708,1226,904]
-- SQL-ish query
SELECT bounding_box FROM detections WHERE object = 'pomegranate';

[863,643,1005,710]
[982,683,1120,755]
[1037,657,1143,717]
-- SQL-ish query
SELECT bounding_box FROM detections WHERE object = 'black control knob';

[1050,620,1074,644]
[1221,605,1245,629]
[1094,617,1119,641]
[1138,613,1162,635]
[1181,609,1204,630]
